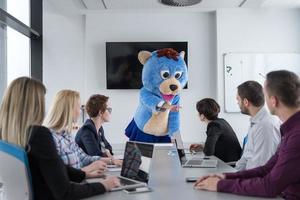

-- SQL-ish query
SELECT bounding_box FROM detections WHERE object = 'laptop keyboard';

[119,178,138,186]
[185,159,203,165]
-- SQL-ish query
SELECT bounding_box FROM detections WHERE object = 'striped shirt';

[51,130,100,169]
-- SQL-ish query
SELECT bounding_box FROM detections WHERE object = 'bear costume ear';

[179,51,185,59]
[138,51,152,65]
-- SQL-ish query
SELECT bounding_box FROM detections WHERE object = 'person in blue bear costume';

[125,48,188,143]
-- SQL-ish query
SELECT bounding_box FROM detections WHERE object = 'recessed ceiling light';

[160,0,202,7]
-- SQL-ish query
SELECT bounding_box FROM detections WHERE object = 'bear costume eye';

[160,70,170,79]
[174,71,183,79]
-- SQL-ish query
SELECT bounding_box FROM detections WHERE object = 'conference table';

[84,145,282,200]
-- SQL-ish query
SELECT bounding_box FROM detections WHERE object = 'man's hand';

[194,177,221,191]
[194,173,225,186]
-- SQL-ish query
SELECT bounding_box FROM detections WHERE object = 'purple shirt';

[218,111,300,200]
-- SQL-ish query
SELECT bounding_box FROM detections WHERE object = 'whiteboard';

[224,53,300,113]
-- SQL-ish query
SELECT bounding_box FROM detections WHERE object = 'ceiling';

[47,0,300,14]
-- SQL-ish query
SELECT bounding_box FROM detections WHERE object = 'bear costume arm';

[140,87,164,112]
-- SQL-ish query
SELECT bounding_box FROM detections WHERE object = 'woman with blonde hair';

[44,90,119,174]
[0,77,120,199]
[0,77,45,147]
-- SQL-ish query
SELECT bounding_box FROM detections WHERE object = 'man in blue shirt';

[235,81,281,170]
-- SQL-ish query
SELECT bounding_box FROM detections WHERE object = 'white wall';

[43,3,300,145]
[84,12,217,144]
[43,1,85,110]
[216,9,300,142]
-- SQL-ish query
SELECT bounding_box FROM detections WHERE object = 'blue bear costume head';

[125,48,188,143]
[141,49,188,101]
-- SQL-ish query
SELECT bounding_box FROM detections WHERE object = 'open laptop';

[174,138,218,168]
[111,141,154,191]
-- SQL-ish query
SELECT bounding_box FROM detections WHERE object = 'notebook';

[174,138,217,168]
[111,141,154,191]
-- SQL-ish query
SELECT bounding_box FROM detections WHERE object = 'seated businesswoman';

[43,90,120,172]
[189,98,242,162]
[0,77,120,199]
[75,94,121,165]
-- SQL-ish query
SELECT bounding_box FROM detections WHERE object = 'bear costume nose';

[169,84,178,91]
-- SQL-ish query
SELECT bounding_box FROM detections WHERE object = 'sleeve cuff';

[97,183,107,194]
[224,172,239,179]
[92,156,101,162]
[217,179,236,193]
[79,170,86,180]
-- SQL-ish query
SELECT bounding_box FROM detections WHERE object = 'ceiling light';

[160,0,202,7]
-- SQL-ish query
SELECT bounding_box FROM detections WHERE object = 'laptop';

[111,141,154,191]
[174,138,218,168]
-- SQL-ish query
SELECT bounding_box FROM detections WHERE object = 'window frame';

[0,0,43,82]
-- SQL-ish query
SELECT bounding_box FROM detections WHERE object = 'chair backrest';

[0,140,32,200]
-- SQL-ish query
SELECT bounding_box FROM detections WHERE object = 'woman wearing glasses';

[44,90,121,173]
[76,94,121,165]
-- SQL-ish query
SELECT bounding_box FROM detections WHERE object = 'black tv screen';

[106,42,188,89]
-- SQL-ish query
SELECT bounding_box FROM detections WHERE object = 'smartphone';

[123,187,152,194]
[185,177,198,182]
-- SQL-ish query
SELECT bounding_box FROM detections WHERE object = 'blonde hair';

[43,90,80,133]
[0,77,46,147]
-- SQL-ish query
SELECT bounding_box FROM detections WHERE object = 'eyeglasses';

[106,107,112,113]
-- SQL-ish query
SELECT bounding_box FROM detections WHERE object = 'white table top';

[84,146,282,200]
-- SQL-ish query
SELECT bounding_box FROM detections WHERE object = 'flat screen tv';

[106,42,188,89]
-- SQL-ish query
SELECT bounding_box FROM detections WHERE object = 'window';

[7,0,30,26]
[0,0,42,99]
[7,28,30,84]
[0,24,5,99]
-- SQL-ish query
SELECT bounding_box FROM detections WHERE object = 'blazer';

[75,119,113,157]
[203,118,242,162]
[26,125,106,200]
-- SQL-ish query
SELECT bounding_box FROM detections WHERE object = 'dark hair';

[237,81,264,107]
[266,70,300,108]
[157,48,179,61]
[86,94,109,118]
[196,98,220,120]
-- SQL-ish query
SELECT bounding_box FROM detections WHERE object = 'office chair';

[0,140,33,200]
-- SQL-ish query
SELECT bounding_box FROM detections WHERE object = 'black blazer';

[26,126,106,200]
[75,119,113,157]
[203,118,242,162]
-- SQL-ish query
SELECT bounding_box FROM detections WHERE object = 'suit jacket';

[203,118,242,162]
[75,119,113,157]
[26,125,105,200]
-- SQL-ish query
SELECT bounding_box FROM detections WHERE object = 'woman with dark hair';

[189,98,241,162]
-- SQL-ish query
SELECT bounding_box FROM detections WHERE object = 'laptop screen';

[173,138,187,164]
[121,142,154,183]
